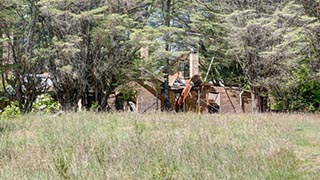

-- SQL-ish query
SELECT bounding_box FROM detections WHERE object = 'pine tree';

[190,0,239,85]
[224,1,320,112]
[38,0,148,111]
[138,0,200,110]
[1,0,51,113]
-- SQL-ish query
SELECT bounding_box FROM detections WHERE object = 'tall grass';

[0,112,319,179]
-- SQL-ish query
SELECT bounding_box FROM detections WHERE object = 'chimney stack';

[189,52,199,77]
[140,47,148,59]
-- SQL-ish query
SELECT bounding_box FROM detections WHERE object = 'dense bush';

[272,64,320,112]
[1,94,60,116]
[2,101,20,116]
[32,94,60,113]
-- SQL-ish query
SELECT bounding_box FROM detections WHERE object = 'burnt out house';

[131,51,253,113]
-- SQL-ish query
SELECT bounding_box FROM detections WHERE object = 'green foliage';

[1,94,59,116]
[1,0,53,113]
[1,0,320,112]
[272,63,320,112]
[89,101,100,112]
[53,147,72,179]
[32,94,60,113]
[295,66,320,110]
[220,1,320,112]
[190,1,236,84]
[152,158,177,179]
[117,88,137,102]
[134,120,146,136]
[131,0,198,76]
[2,101,20,117]
[36,0,147,111]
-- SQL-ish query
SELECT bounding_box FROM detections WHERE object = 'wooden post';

[156,90,158,111]
[197,89,201,113]
[239,90,245,113]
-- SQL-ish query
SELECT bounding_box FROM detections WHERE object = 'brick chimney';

[189,52,199,77]
[140,47,148,59]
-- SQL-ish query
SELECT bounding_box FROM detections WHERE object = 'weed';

[0,120,13,134]
[152,157,177,180]
[52,147,72,179]
[134,120,146,136]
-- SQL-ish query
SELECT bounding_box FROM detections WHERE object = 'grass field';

[0,112,319,179]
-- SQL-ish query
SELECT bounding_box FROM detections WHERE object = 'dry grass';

[0,112,319,179]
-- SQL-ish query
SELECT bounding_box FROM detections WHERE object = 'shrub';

[272,64,320,112]
[32,94,60,113]
[2,101,20,116]
[1,94,60,116]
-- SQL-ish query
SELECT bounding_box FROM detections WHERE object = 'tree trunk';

[251,87,268,113]
[251,91,259,113]
[163,0,172,111]
[99,94,109,112]
[98,87,112,112]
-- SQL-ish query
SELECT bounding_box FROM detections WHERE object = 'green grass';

[0,112,319,179]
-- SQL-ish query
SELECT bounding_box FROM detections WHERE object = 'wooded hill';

[0,0,319,113]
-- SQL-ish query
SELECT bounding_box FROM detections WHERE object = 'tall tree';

[132,0,197,111]
[191,0,238,86]
[262,2,320,111]
[1,0,51,113]
[222,0,287,112]
[224,0,320,112]
[39,0,148,111]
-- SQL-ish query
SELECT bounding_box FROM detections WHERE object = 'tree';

[262,2,320,111]
[1,0,318,114]
[1,0,51,113]
[90,13,141,111]
[224,1,320,112]
[132,0,197,111]
[39,0,148,111]
[190,0,240,86]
